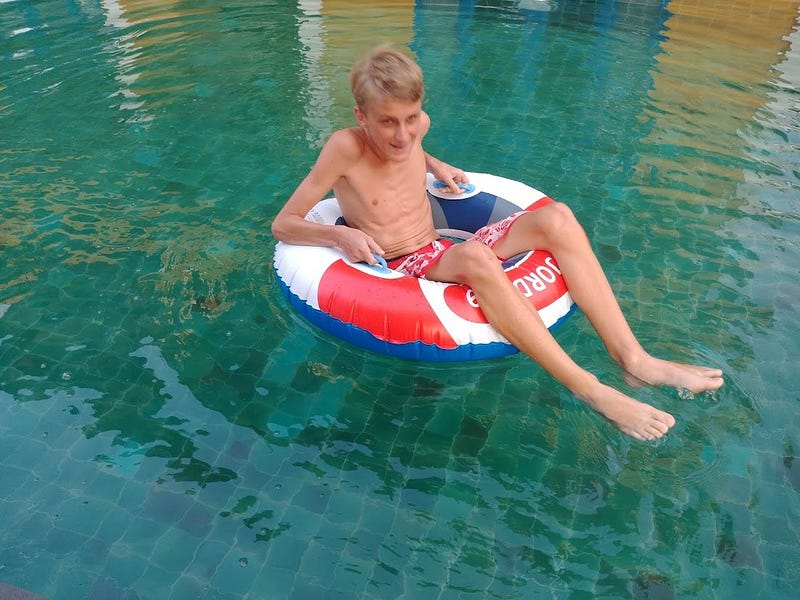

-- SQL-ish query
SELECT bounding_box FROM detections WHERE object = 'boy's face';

[355,97,423,162]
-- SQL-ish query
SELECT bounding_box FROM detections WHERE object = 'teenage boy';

[272,46,723,440]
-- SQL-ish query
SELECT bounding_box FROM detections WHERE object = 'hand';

[335,226,385,265]
[426,154,469,194]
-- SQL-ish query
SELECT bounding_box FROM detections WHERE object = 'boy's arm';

[271,131,384,264]
[424,151,469,194]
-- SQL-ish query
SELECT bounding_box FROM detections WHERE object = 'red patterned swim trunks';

[386,211,527,278]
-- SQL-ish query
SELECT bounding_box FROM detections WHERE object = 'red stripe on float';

[528,196,555,210]
[318,261,458,349]
[507,250,568,309]
[442,250,568,324]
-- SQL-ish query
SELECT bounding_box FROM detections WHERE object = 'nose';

[395,123,409,143]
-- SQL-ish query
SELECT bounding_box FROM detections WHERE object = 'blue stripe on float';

[429,191,526,234]
[548,303,580,332]
[430,191,498,233]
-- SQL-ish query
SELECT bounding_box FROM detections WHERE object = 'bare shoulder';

[324,127,365,162]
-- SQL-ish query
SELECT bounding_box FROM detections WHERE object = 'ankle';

[568,372,602,403]
[615,347,649,374]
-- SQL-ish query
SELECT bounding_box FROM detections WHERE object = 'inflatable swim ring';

[273,172,576,361]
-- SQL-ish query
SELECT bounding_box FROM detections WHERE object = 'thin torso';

[333,128,439,260]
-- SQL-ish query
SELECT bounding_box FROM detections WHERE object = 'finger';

[367,239,385,258]
[371,252,388,269]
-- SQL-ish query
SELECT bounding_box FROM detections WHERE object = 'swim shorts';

[386,211,527,278]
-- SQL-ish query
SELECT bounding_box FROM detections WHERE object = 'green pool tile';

[176,502,215,538]
[324,487,365,526]
[134,562,186,600]
[291,481,331,515]
[118,515,165,555]
[265,533,311,573]
[329,557,371,598]
[148,526,202,574]
[296,540,341,586]
[0,464,32,501]
[268,507,311,544]
[45,526,90,560]
[247,564,296,599]
[141,488,195,526]
[208,551,261,598]
[163,574,207,599]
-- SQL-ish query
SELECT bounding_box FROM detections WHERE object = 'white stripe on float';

[537,291,576,329]
[417,280,509,347]
[274,243,338,310]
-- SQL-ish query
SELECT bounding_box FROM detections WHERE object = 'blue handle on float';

[367,252,391,273]
[432,180,476,194]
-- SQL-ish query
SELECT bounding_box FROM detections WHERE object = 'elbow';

[271,216,287,242]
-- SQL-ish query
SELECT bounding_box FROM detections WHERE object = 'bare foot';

[623,355,724,394]
[577,379,676,441]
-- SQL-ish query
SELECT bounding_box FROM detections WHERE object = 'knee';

[454,240,501,282]
[537,201,584,240]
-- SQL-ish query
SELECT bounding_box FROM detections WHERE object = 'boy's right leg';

[491,203,723,394]
[424,240,676,441]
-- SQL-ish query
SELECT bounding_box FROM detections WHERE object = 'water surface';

[1,0,799,598]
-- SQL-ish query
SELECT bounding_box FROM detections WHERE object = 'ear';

[354,106,366,128]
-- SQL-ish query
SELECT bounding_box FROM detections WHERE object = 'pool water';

[1,0,799,598]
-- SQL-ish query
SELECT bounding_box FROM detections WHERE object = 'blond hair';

[350,45,424,111]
